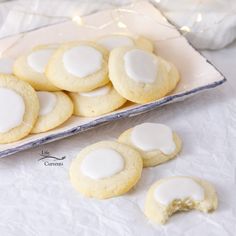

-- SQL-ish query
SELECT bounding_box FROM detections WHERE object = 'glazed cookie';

[69,83,127,117]
[118,123,182,167]
[97,34,154,52]
[46,41,109,92]
[31,91,73,134]
[13,44,59,91]
[70,141,143,199]
[109,47,180,104]
[0,58,14,75]
[0,75,39,144]
[144,176,218,224]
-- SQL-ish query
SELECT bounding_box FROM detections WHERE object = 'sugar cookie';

[118,123,182,167]
[13,44,59,91]
[0,75,39,144]
[0,58,14,75]
[70,141,143,199]
[97,34,154,52]
[145,176,218,224]
[31,91,73,134]
[109,47,180,104]
[46,41,109,92]
[69,83,127,117]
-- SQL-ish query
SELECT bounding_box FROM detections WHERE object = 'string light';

[72,15,83,25]
[117,21,127,29]
[196,13,202,22]
[0,1,189,57]
[1,0,233,57]
[180,26,191,33]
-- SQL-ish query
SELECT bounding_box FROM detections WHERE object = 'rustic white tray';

[0,1,226,158]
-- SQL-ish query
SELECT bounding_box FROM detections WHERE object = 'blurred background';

[0,0,235,50]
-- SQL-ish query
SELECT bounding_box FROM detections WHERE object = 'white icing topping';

[0,58,14,74]
[63,46,103,77]
[98,35,134,50]
[27,49,55,73]
[37,91,57,116]
[124,49,158,83]
[154,177,205,205]
[131,123,176,154]
[80,84,111,97]
[81,148,124,179]
[0,88,25,133]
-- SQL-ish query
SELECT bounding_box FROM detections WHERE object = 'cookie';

[70,141,143,199]
[13,44,59,91]
[118,123,182,167]
[144,176,218,224]
[97,34,154,52]
[46,41,109,92]
[69,83,127,117]
[109,47,180,104]
[0,58,14,75]
[0,75,39,144]
[31,91,73,134]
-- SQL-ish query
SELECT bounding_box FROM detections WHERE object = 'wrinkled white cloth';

[0,44,235,235]
[0,0,236,49]
[0,1,236,235]
[153,0,236,49]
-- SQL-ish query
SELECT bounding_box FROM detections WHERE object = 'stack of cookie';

[0,34,180,144]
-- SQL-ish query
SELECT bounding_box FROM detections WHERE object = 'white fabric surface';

[0,0,236,50]
[153,0,236,50]
[0,1,236,235]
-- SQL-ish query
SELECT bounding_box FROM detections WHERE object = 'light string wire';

[0,0,181,57]
[0,0,235,58]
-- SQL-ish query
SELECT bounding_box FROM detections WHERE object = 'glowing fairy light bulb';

[117,21,127,28]
[196,13,202,22]
[72,15,83,25]
[180,26,191,33]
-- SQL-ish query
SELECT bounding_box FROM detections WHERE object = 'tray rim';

[0,77,226,158]
[0,3,227,158]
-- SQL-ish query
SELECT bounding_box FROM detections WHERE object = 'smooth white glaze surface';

[63,46,103,77]
[154,177,204,205]
[80,148,124,179]
[27,49,55,73]
[124,49,158,83]
[37,91,57,116]
[0,88,25,133]
[131,123,176,154]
